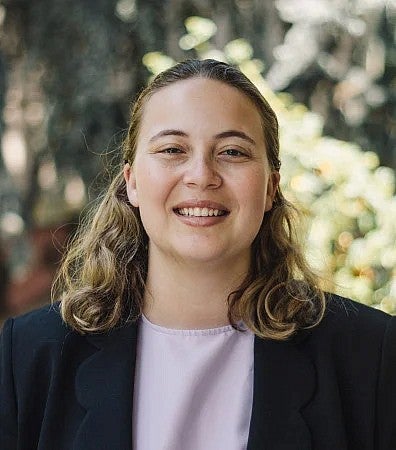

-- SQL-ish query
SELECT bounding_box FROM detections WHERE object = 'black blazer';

[1,295,395,450]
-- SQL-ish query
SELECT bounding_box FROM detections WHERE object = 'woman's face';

[124,77,279,269]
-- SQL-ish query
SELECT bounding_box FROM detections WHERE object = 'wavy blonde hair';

[54,59,326,340]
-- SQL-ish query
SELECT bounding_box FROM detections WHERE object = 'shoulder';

[305,293,395,350]
[322,293,391,332]
[1,303,74,354]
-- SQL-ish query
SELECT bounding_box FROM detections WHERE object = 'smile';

[176,207,228,217]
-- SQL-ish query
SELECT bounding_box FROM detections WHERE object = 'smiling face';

[124,77,279,270]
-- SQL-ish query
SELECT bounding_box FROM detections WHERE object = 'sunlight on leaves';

[141,16,396,313]
[142,52,175,77]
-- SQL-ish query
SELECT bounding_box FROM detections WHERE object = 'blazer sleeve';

[377,315,396,450]
[0,318,18,450]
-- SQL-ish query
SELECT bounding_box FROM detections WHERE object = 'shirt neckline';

[140,314,240,336]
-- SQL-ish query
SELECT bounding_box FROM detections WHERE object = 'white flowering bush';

[142,17,396,313]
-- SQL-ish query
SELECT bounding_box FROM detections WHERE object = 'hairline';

[132,74,273,163]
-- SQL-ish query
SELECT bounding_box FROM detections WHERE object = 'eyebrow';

[148,129,256,145]
[149,129,187,142]
[215,130,256,145]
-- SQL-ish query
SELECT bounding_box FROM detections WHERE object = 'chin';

[176,245,249,267]
[169,243,223,264]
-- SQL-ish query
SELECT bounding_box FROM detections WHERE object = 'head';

[57,59,324,338]
[122,60,284,270]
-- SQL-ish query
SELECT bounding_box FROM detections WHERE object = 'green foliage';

[143,17,396,313]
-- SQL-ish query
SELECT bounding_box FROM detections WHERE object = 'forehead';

[138,77,264,143]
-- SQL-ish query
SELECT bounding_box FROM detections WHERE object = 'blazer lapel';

[247,334,315,450]
[73,322,138,450]
[70,321,315,450]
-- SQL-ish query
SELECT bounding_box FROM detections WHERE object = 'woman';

[1,59,395,450]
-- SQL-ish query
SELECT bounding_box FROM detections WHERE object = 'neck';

[143,251,250,329]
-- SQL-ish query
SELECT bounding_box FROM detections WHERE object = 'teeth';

[177,207,226,217]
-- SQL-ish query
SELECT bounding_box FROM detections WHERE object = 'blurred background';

[0,0,395,321]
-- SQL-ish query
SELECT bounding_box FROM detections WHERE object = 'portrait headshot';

[0,3,396,450]
[1,58,395,450]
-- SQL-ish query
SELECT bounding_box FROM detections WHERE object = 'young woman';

[1,59,395,450]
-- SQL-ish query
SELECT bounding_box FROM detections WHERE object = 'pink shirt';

[132,315,254,450]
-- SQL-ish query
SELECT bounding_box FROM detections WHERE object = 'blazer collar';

[247,334,315,450]
[73,322,315,450]
[74,322,138,450]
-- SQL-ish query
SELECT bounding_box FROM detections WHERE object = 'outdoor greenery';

[0,1,395,314]
[144,16,396,312]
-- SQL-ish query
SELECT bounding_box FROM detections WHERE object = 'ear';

[265,171,280,212]
[123,163,139,207]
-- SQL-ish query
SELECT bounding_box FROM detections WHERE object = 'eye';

[159,147,184,154]
[219,148,249,158]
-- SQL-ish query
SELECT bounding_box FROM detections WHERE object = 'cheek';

[237,171,268,208]
[237,179,268,236]
[135,169,175,214]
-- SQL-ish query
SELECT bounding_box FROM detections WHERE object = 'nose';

[183,154,222,190]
